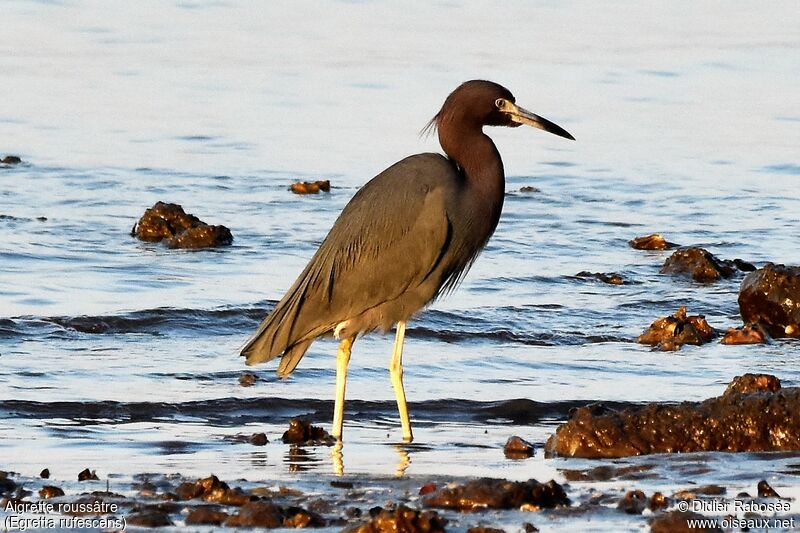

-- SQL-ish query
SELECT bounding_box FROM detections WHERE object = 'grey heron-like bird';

[242,80,574,442]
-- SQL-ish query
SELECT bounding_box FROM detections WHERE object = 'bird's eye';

[495,98,505,109]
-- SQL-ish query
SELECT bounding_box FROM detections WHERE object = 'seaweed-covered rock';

[720,324,769,345]
[131,201,233,249]
[617,490,646,515]
[738,263,800,338]
[650,510,722,533]
[423,478,569,511]
[282,418,335,445]
[637,306,715,350]
[39,486,65,498]
[78,468,99,481]
[660,247,737,282]
[344,505,446,533]
[503,436,535,459]
[290,180,331,194]
[174,475,251,505]
[629,234,678,250]
[127,510,173,527]
[545,374,800,458]
[185,505,229,525]
[225,501,284,528]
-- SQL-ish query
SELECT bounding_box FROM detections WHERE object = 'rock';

[650,510,722,533]
[175,475,252,505]
[39,486,65,498]
[637,306,716,350]
[575,271,625,285]
[519,186,540,193]
[78,468,99,481]
[282,418,335,445]
[239,371,258,387]
[40,468,50,479]
[423,478,569,511]
[617,490,647,514]
[724,373,781,395]
[131,201,233,249]
[649,492,668,511]
[1,155,22,165]
[127,510,173,527]
[629,234,678,250]
[290,180,331,194]
[343,505,446,533]
[721,324,769,344]
[185,505,229,525]
[521,523,539,533]
[331,480,354,489]
[660,247,740,282]
[467,528,505,533]
[0,473,16,495]
[738,263,800,338]
[545,374,800,458]
[503,436,535,459]
[757,479,780,498]
[225,501,284,528]
[249,432,269,446]
[284,507,326,528]
[419,483,437,495]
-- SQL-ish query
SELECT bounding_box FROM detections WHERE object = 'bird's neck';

[441,128,505,206]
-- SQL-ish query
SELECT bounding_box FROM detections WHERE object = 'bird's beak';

[500,100,575,140]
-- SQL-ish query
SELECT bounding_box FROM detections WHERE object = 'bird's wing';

[242,153,458,369]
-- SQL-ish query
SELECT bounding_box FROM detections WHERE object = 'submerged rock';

[282,418,335,445]
[290,180,331,194]
[629,234,678,250]
[545,374,800,458]
[738,263,800,338]
[344,505,446,533]
[423,478,569,511]
[1,155,22,165]
[131,201,233,249]
[660,247,738,282]
[637,306,716,350]
[574,271,625,285]
[720,324,769,345]
[503,436,535,459]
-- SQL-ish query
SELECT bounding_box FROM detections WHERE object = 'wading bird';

[242,80,574,442]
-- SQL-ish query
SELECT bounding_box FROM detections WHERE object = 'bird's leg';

[332,336,355,441]
[390,321,413,442]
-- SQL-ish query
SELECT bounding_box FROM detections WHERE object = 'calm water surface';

[1,1,799,531]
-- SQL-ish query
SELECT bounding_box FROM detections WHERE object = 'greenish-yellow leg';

[332,337,354,441]
[390,321,413,442]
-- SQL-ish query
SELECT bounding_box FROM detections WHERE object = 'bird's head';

[424,80,574,141]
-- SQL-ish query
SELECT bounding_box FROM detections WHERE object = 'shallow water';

[1,1,800,531]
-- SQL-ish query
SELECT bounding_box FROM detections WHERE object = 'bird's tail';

[240,276,320,376]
